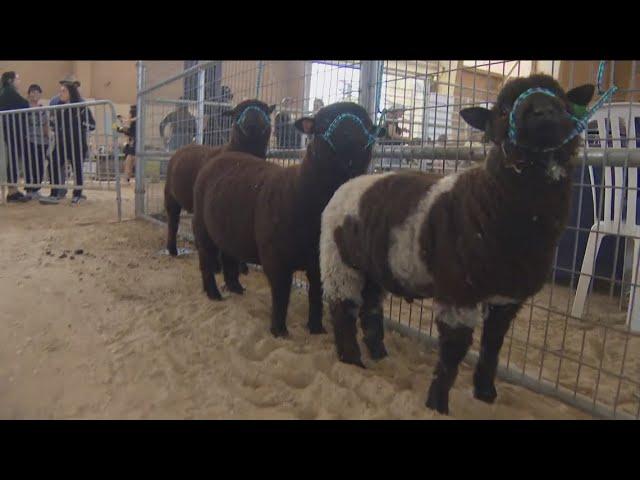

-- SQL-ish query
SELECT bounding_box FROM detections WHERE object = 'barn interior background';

[134,60,640,419]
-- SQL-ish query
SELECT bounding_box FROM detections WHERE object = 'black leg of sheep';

[473,303,521,404]
[264,264,293,338]
[426,320,474,415]
[330,299,365,368]
[193,220,223,301]
[359,279,388,360]
[305,260,327,334]
[165,196,181,257]
[221,253,245,295]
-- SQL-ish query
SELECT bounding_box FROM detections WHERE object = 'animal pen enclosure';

[135,60,640,419]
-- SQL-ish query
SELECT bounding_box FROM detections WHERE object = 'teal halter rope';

[597,60,609,95]
[235,105,271,136]
[507,62,618,153]
[321,113,379,151]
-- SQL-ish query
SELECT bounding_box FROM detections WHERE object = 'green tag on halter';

[570,103,588,118]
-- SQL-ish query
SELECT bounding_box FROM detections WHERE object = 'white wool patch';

[434,302,483,329]
[486,295,520,306]
[546,159,567,181]
[388,173,459,292]
[320,172,397,306]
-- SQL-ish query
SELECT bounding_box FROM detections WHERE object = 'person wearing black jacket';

[117,104,137,182]
[273,97,300,149]
[0,71,30,203]
[44,81,95,204]
[159,99,196,151]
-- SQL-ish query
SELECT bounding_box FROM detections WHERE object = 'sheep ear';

[460,107,491,132]
[268,104,276,114]
[295,117,315,134]
[567,84,595,106]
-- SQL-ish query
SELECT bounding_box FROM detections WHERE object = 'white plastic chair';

[571,103,640,331]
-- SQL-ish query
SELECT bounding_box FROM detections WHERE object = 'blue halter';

[507,76,618,153]
[236,105,271,136]
[321,113,379,151]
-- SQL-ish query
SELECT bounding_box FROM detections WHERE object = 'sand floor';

[0,185,593,419]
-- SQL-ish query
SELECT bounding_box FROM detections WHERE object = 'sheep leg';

[331,299,365,368]
[165,194,181,257]
[197,247,223,301]
[305,260,326,334]
[221,253,245,295]
[426,313,474,415]
[264,265,293,338]
[192,215,221,274]
[473,302,521,404]
[359,278,387,360]
[192,218,223,301]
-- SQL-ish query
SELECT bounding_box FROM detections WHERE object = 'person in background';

[204,86,234,146]
[0,71,30,203]
[274,97,300,148]
[116,105,137,182]
[312,98,324,114]
[49,75,83,106]
[382,106,408,144]
[159,98,197,151]
[24,84,50,199]
[42,81,95,205]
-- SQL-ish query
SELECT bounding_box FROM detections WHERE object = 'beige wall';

[0,61,137,105]
[558,60,640,102]
[90,61,137,105]
[0,61,74,99]
[220,61,306,110]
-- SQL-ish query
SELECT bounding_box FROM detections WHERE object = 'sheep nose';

[532,105,555,118]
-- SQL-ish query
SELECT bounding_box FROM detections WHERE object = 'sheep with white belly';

[319,74,595,414]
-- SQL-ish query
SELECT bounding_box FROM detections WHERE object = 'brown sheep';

[164,99,275,262]
[192,102,385,336]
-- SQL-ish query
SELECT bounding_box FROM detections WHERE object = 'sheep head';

[295,102,386,180]
[460,74,595,175]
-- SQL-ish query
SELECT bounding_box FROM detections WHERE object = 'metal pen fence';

[136,60,640,419]
[0,100,122,219]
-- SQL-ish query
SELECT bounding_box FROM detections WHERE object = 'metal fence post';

[135,60,146,218]
[108,102,123,222]
[0,115,6,202]
[359,61,382,120]
[422,76,432,144]
[256,61,265,98]
[196,64,206,145]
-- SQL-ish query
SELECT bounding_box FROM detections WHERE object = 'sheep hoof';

[367,342,388,360]
[205,288,223,301]
[425,386,450,415]
[473,384,497,404]
[270,326,289,338]
[307,323,327,335]
[223,282,245,295]
[339,355,366,369]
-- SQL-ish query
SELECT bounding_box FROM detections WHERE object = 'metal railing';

[1,99,122,220]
